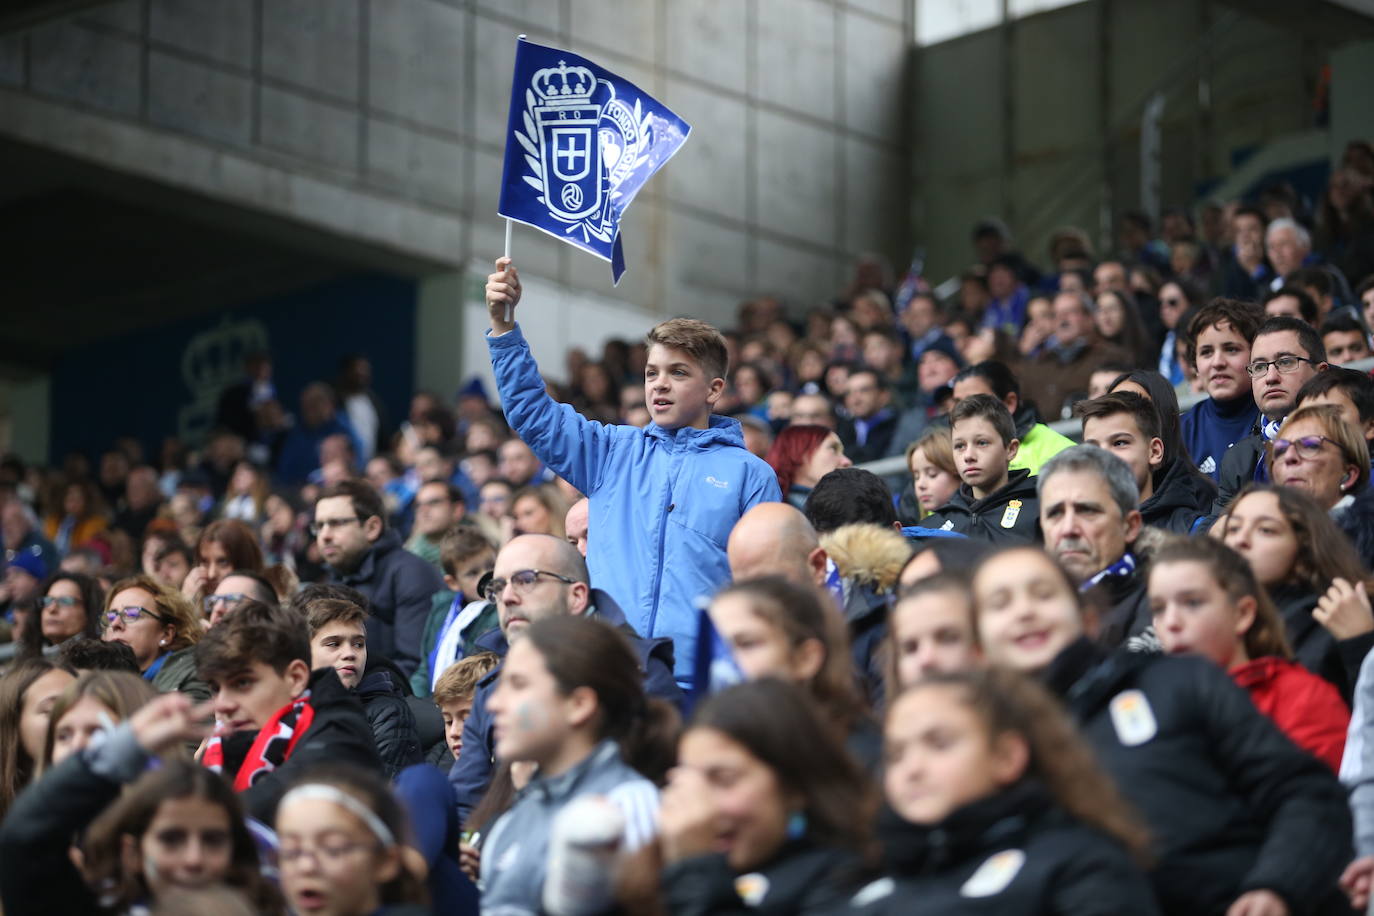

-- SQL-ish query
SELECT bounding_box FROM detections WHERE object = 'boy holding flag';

[484,258,780,687]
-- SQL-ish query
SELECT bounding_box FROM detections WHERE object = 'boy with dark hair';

[1320,312,1373,367]
[304,596,422,778]
[950,360,1073,473]
[197,600,380,820]
[1297,367,1374,446]
[59,637,140,674]
[1179,298,1264,480]
[1077,391,1214,534]
[410,526,499,697]
[802,467,899,534]
[431,651,501,766]
[1264,285,1320,325]
[918,394,1039,544]
[485,258,780,687]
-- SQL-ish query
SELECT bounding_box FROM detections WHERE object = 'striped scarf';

[202,691,314,792]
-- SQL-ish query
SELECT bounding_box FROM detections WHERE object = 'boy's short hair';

[803,468,898,533]
[1186,298,1264,362]
[1297,366,1374,422]
[439,526,496,578]
[645,318,729,382]
[1320,311,1365,338]
[196,600,310,682]
[289,582,371,617]
[1074,391,1162,443]
[433,652,502,706]
[1264,286,1320,324]
[304,598,368,637]
[949,393,1016,446]
[59,637,140,674]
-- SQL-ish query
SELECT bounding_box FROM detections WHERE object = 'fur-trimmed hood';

[820,523,913,594]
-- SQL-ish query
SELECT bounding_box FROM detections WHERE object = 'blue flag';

[688,605,743,711]
[498,38,691,284]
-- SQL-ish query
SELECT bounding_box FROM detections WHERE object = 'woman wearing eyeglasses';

[16,571,104,660]
[1268,403,1374,538]
[101,574,211,704]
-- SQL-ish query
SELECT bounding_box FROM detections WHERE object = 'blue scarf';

[142,650,170,682]
[1081,553,1136,592]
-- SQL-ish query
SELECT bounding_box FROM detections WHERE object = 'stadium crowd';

[1,146,1374,914]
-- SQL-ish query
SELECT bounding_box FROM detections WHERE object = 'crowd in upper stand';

[0,142,1373,915]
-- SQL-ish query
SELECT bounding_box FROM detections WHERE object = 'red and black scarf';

[203,691,315,792]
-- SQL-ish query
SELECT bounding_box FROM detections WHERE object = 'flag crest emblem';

[500,39,690,283]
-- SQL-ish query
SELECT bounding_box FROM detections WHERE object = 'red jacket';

[1231,656,1349,771]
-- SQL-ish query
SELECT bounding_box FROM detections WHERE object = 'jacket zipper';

[645,446,680,639]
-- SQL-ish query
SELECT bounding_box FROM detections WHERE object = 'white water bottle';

[542,795,626,916]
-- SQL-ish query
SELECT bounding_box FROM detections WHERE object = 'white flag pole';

[503,217,514,324]
[502,33,526,325]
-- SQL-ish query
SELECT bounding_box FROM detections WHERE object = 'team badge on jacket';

[960,848,1026,897]
[734,873,770,906]
[1109,689,1158,746]
[1000,499,1022,529]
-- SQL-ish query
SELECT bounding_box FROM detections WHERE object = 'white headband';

[279,784,396,848]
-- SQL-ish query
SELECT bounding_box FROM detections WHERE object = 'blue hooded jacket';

[487,325,781,685]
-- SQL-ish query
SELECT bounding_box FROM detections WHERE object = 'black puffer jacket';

[917,469,1040,545]
[844,782,1158,916]
[662,840,857,916]
[237,666,383,823]
[1271,583,1374,704]
[332,528,444,679]
[1139,457,1216,534]
[357,656,424,779]
[1044,638,1352,916]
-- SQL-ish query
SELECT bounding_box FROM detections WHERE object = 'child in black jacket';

[846,668,1157,915]
[971,545,1354,916]
[918,394,1039,544]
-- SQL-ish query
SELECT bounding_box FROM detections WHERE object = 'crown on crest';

[532,60,596,106]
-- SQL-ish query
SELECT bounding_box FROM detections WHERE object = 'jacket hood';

[1011,402,1040,439]
[820,523,911,593]
[1142,457,1216,517]
[644,415,746,451]
[944,467,1037,513]
[357,654,412,699]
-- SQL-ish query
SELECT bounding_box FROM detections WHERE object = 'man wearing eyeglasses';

[1215,316,1329,513]
[447,533,681,824]
[315,479,442,680]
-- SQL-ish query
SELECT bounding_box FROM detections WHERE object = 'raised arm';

[485,257,615,495]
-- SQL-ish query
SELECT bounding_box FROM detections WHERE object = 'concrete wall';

[0,0,914,339]
[912,0,1338,283]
